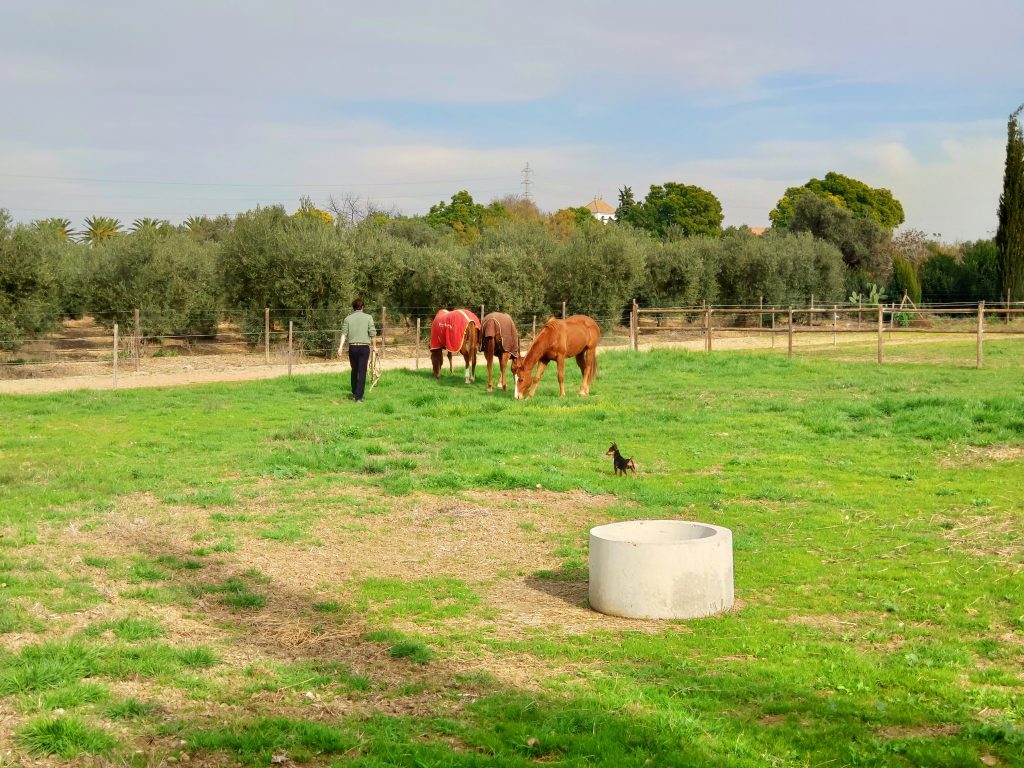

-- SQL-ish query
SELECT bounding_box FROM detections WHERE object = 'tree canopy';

[615,182,723,238]
[996,104,1024,302]
[770,172,905,230]
[784,191,891,280]
[426,190,505,242]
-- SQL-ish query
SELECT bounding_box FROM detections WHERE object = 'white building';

[584,197,616,224]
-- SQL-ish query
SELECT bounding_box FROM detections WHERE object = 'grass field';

[1,343,1022,767]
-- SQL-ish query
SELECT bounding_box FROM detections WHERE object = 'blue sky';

[2,0,1022,240]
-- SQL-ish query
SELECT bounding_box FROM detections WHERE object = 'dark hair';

[352,298,364,311]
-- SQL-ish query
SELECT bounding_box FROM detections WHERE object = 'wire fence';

[2,300,1022,385]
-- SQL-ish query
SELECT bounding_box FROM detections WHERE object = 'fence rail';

[3,300,1023,387]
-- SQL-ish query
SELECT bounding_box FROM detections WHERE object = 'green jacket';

[341,310,377,346]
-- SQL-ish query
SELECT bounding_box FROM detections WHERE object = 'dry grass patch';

[940,445,1024,467]
[12,484,677,734]
[936,514,1024,564]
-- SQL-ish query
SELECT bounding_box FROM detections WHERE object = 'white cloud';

[634,124,1005,240]
[1,2,1019,238]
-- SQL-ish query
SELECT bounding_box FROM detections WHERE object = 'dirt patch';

[7,484,669,761]
[783,614,869,630]
[876,723,961,740]
[27,487,673,695]
[940,445,1024,468]
[935,514,1024,564]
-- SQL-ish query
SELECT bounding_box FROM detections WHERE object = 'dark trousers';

[348,344,370,400]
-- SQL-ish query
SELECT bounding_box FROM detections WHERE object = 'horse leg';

[529,361,548,398]
[575,351,588,395]
[447,351,453,375]
[499,352,509,391]
[463,348,472,384]
[556,356,566,397]
[484,342,493,391]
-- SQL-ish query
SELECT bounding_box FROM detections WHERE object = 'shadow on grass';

[525,569,589,609]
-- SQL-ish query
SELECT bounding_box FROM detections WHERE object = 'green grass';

[16,715,116,757]
[1,345,1023,766]
[106,697,157,719]
[184,716,357,765]
[86,616,165,641]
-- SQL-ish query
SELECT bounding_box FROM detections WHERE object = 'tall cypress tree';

[996,104,1024,303]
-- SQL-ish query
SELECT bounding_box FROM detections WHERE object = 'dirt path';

[0,332,1006,395]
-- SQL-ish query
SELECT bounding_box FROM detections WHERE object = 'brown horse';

[510,315,600,399]
[429,309,480,383]
[480,312,521,393]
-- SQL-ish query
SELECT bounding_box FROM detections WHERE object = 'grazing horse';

[510,315,600,399]
[480,312,521,393]
[429,309,480,384]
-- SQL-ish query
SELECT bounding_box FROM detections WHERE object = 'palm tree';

[131,217,173,235]
[35,217,76,240]
[81,216,123,245]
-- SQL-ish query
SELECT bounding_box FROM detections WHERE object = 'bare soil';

[6,316,1012,395]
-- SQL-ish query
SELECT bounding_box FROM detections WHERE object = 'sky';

[2,0,1022,241]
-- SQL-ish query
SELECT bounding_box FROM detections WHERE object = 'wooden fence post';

[704,306,712,352]
[112,323,119,389]
[787,307,793,359]
[287,321,293,376]
[759,296,763,328]
[771,309,776,348]
[877,304,884,364]
[415,318,421,370]
[480,304,485,322]
[858,296,863,329]
[264,307,270,365]
[381,306,387,360]
[977,301,985,369]
[833,305,838,346]
[626,296,634,352]
[532,315,537,338]
[562,301,567,320]
[133,308,141,373]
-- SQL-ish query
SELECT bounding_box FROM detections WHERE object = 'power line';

[0,172,515,189]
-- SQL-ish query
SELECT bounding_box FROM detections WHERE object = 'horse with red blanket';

[480,312,520,393]
[430,309,480,383]
[510,315,600,399]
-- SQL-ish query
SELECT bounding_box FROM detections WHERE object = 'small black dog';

[606,443,637,476]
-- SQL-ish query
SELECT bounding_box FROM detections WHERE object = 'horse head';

[510,356,532,400]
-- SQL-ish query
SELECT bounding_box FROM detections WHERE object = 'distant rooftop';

[584,197,616,214]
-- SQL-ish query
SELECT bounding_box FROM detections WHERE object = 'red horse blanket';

[481,312,521,358]
[430,309,481,353]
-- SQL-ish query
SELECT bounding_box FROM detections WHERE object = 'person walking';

[338,299,378,402]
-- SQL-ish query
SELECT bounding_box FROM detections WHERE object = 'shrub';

[0,225,62,350]
[466,222,551,319]
[919,240,1000,304]
[715,231,845,308]
[890,253,922,304]
[543,225,647,325]
[639,237,718,308]
[87,230,220,336]
[219,206,355,355]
